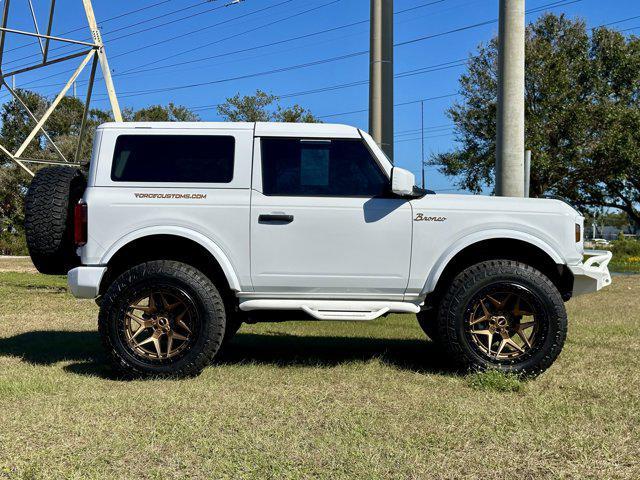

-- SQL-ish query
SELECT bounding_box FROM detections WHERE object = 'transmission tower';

[0,0,122,176]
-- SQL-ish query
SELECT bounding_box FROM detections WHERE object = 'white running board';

[238,299,420,321]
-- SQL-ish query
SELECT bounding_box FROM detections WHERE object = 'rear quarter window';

[111,135,235,183]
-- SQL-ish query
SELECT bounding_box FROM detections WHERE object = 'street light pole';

[369,0,394,162]
[496,0,525,197]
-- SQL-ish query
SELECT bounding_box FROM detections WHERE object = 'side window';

[111,135,235,183]
[261,138,389,196]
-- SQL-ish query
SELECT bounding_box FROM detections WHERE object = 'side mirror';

[391,167,416,196]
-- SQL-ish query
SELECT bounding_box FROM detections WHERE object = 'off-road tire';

[437,259,567,376]
[417,310,441,343]
[24,166,86,274]
[99,260,226,378]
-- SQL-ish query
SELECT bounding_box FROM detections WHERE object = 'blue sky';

[1,0,637,192]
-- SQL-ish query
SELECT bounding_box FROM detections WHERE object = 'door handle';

[258,214,294,224]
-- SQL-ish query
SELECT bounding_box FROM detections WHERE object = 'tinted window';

[111,135,234,183]
[261,138,388,196]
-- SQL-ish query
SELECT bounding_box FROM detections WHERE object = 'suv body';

[63,121,611,376]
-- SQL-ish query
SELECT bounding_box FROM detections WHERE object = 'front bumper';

[68,266,107,299]
[568,250,612,296]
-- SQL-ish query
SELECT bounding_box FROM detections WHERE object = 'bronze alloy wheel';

[123,288,198,361]
[465,286,541,361]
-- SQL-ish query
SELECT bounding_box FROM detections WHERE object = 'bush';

[0,231,28,256]
[611,236,640,258]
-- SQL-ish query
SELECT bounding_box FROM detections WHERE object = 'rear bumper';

[68,266,107,299]
[568,250,612,296]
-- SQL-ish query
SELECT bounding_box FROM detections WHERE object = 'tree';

[217,89,320,122]
[433,14,640,226]
[125,102,199,122]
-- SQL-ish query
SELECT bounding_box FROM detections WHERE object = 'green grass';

[0,260,639,479]
[466,370,523,393]
[610,258,640,273]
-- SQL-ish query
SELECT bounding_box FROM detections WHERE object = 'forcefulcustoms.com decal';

[134,193,208,200]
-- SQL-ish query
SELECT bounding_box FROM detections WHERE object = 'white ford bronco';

[24,122,612,377]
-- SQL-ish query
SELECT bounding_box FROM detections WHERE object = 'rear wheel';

[437,260,567,376]
[99,260,226,378]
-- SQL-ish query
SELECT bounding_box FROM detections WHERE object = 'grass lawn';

[0,257,638,479]
[609,258,640,274]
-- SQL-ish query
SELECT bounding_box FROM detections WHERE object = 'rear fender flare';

[100,226,241,291]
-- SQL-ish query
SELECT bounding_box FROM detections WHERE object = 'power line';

[395,131,454,143]
[3,0,175,56]
[185,59,467,113]
[16,0,445,91]
[110,0,296,61]
[4,0,217,67]
[4,0,300,91]
[118,0,447,77]
[7,0,581,98]
[104,1,227,39]
[598,14,640,27]
[394,0,584,48]
[112,51,369,99]
[116,0,346,76]
[318,93,459,119]
[395,125,453,137]
[3,0,257,69]
[92,0,582,98]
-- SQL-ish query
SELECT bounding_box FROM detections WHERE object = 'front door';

[250,136,412,297]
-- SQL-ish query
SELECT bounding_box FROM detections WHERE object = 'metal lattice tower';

[0,0,122,176]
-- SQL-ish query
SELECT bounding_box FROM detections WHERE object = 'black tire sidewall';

[25,167,86,274]
[438,260,567,375]
[99,261,226,377]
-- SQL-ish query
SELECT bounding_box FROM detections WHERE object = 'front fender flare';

[100,225,242,291]
[421,229,565,296]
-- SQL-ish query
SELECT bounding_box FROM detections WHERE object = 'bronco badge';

[414,213,447,222]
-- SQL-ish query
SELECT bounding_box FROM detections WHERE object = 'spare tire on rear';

[25,166,86,274]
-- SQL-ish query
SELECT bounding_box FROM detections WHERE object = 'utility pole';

[496,0,525,197]
[421,100,425,188]
[524,149,531,197]
[369,0,394,161]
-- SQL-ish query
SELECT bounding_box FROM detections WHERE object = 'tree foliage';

[217,89,320,123]
[434,14,640,225]
[124,103,200,122]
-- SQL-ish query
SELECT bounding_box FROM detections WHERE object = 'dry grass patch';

[0,259,638,479]
[0,257,35,274]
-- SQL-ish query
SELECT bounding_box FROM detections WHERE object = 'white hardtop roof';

[97,121,361,138]
[254,122,361,138]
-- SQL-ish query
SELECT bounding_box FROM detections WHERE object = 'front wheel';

[99,260,226,378]
[437,260,567,376]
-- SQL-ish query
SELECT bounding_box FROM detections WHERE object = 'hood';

[411,193,581,218]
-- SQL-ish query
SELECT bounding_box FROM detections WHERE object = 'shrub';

[611,236,640,258]
[0,231,28,256]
